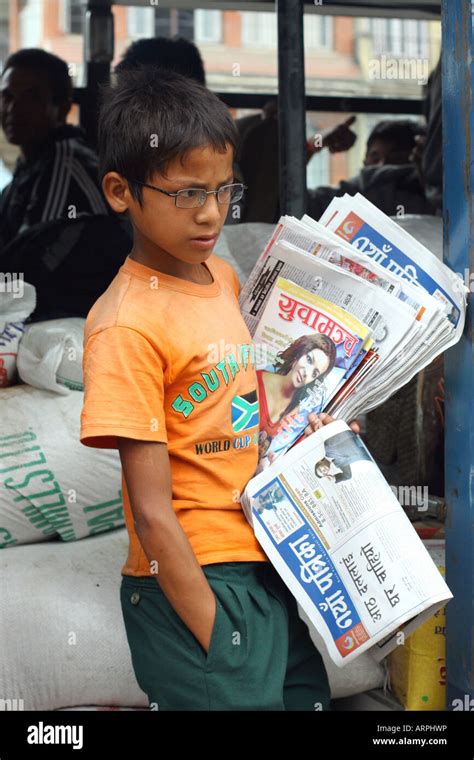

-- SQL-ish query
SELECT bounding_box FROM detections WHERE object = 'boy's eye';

[179,188,201,199]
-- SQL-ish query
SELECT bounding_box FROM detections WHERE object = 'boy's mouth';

[190,233,218,249]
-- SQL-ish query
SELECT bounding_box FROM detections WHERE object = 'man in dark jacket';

[308,119,431,220]
[0,48,109,249]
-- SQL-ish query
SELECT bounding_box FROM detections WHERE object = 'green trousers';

[120,561,330,711]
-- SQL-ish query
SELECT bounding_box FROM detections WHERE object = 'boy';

[80,66,332,711]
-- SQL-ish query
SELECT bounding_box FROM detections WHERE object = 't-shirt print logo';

[232,390,259,432]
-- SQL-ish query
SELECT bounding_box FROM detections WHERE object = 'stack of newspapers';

[239,194,466,665]
[239,193,467,465]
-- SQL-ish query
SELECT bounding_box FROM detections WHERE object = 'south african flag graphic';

[232,390,259,432]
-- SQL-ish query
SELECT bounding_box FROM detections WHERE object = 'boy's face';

[104,143,234,265]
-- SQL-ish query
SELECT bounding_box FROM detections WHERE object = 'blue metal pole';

[442,0,474,709]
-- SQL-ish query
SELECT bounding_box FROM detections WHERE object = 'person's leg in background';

[260,563,331,711]
[283,591,331,711]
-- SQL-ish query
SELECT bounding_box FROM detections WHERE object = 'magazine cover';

[253,276,372,465]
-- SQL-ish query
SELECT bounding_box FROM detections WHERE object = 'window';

[307,148,330,190]
[127,7,155,40]
[192,11,438,100]
[154,9,195,40]
[176,10,194,41]
[304,15,333,51]
[405,19,429,58]
[306,117,331,189]
[241,12,332,51]
[62,0,83,35]
[195,10,222,44]
[241,12,277,48]
[19,0,41,47]
[371,18,429,58]
[154,9,171,37]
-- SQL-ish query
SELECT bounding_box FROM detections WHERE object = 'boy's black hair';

[3,48,73,103]
[115,36,206,85]
[98,65,238,204]
[367,119,426,152]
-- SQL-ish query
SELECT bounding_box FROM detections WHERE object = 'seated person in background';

[235,105,357,224]
[308,119,431,220]
[363,119,421,167]
[115,36,206,84]
[0,48,109,250]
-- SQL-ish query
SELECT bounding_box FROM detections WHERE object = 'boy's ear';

[102,172,133,214]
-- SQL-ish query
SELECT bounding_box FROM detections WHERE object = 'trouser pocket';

[120,577,213,710]
[200,592,224,670]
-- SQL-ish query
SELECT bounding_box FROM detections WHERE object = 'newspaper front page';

[241,420,452,666]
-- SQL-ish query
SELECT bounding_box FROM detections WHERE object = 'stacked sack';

[0,280,36,387]
[1,296,124,548]
[17,317,85,393]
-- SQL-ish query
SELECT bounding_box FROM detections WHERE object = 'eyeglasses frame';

[127,179,247,208]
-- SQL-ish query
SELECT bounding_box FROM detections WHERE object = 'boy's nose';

[195,193,223,223]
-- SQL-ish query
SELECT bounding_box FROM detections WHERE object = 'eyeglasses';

[128,179,247,209]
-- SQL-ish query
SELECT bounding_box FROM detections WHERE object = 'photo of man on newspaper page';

[314,429,373,484]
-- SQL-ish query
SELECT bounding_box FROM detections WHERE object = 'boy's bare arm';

[117,437,217,653]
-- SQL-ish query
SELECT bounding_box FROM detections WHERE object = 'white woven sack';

[0,529,147,710]
[17,318,85,394]
[0,385,123,547]
[298,605,385,699]
[0,527,383,710]
[0,281,36,387]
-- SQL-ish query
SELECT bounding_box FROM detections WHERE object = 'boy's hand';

[303,412,360,437]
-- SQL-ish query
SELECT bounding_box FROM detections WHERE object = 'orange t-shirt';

[80,253,268,576]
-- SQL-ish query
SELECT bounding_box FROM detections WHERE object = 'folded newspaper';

[241,420,452,666]
[240,193,468,463]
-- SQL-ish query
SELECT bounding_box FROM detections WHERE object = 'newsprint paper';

[241,420,452,666]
